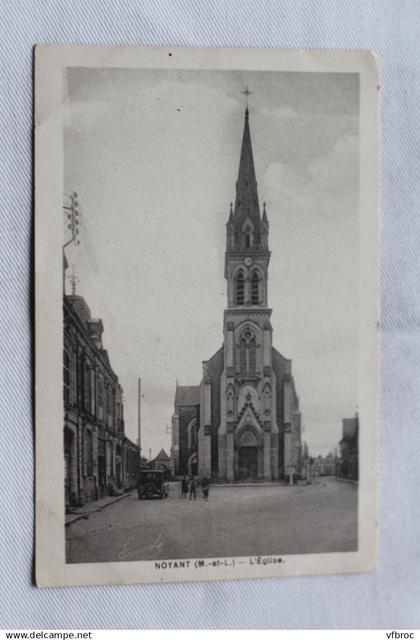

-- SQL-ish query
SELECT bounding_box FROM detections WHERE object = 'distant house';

[150,448,171,477]
[313,453,336,476]
[337,413,359,481]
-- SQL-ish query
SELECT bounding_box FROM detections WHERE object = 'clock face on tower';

[244,256,253,267]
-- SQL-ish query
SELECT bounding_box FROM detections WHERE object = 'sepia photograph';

[35,46,379,587]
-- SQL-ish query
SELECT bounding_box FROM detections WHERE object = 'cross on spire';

[242,85,252,99]
[241,85,253,115]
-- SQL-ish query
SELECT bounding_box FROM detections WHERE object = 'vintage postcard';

[35,45,379,587]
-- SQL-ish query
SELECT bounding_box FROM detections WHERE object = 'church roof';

[175,385,200,407]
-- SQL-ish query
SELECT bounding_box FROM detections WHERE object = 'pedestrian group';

[181,475,210,501]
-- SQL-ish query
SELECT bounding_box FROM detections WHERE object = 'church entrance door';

[237,446,258,480]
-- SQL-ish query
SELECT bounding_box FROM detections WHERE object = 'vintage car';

[137,469,169,499]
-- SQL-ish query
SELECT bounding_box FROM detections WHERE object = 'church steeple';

[225,108,271,309]
[234,108,260,224]
[227,108,268,253]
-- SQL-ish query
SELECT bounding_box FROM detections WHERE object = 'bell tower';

[218,105,279,483]
[225,107,271,310]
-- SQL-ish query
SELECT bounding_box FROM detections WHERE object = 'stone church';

[171,107,302,482]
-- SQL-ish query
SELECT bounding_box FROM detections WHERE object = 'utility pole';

[63,192,81,293]
[138,378,142,471]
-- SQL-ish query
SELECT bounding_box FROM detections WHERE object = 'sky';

[64,67,359,458]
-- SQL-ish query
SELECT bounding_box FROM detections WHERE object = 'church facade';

[171,108,302,482]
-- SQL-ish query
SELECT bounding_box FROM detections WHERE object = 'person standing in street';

[202,476,210,501]
[189,475,197,500]
[181,475,189,499]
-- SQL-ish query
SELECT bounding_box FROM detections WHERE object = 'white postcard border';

[35,45,379,587]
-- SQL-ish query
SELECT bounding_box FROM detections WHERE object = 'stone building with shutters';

[64,292,139,509]
[171,108,302,482]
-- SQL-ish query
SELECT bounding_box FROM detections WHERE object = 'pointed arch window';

[244,225,253,248]
[235,271,245,306]
[249,340,257,372]
[251,271,259,305]
[238,329,257,374]
[187,419,197,451]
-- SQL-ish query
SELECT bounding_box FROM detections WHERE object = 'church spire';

[227,106,268,253]
[234,107,261,227]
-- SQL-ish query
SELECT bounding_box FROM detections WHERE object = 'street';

[66,478,357,563]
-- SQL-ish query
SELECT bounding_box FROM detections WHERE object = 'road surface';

[66,478,357,563]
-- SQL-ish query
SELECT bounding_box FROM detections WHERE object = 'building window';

[108,440,113,476]
[84,362,91,413]
[249,341,257,371]
[106,385,113,428]
[238,329,257,374]
[251,271,259,305]
[90,368,96,415]
[85,429,93,476]
[244,224,253,248]
[98,376,104,421]
[235,271,245,305]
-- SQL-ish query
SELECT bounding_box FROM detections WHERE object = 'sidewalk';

[211,481,291,488]
[333,476,358,485]
[211,478,332,488]
[65,491,133,526]
[172,479,325,489]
